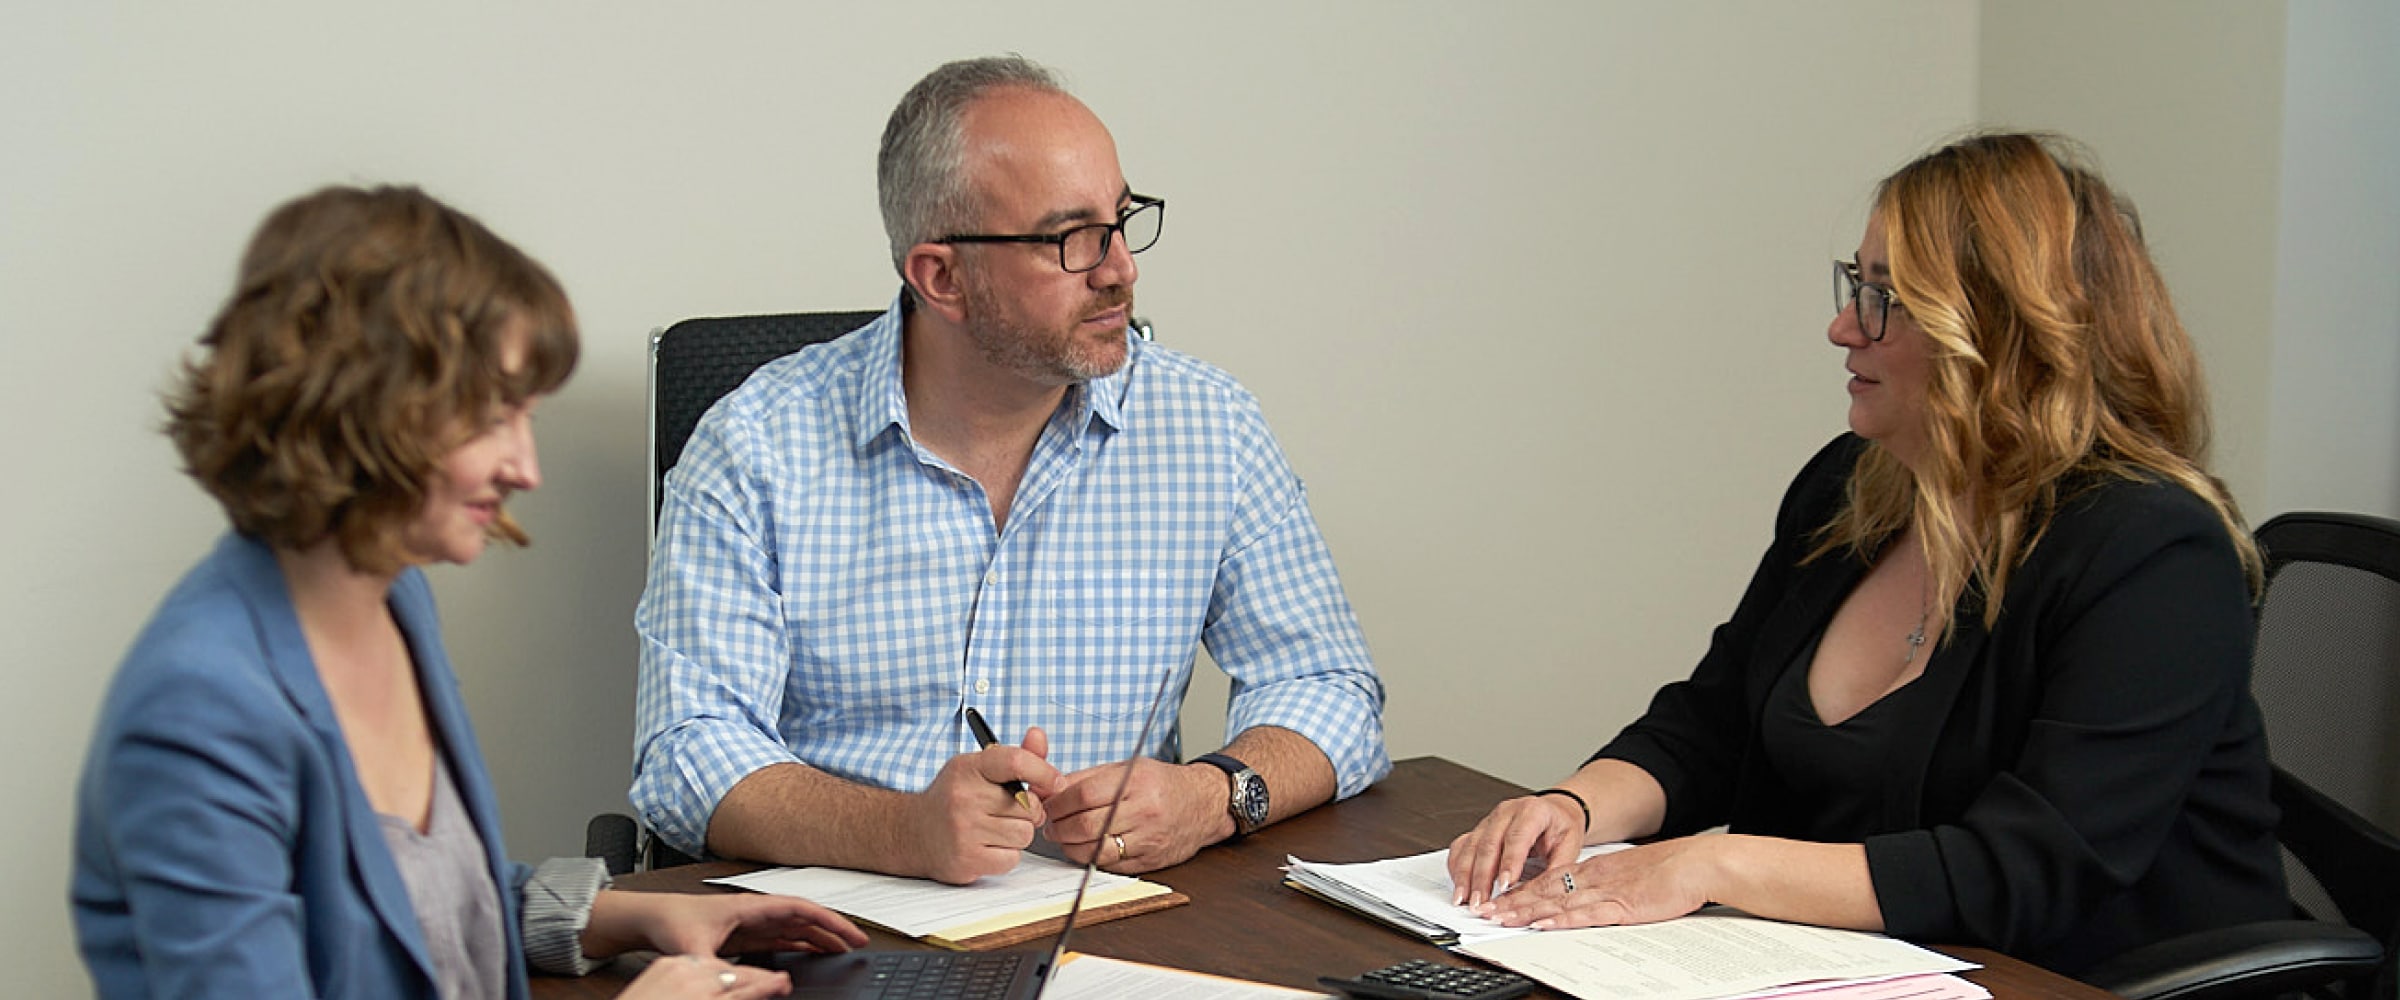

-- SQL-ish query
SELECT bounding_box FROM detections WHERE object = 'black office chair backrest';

[2250,511,2400,997]
[646,309,1158,534]
[646,311,881,533]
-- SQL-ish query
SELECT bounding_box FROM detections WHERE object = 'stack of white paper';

[1045,954,1329,999]
[1459,913,1984,1000]
[1284,845,1625,946]
[710,851,1170,944]
[1284,847,1989,1000]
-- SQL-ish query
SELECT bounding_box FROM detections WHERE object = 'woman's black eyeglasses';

[1834,259,1903,342]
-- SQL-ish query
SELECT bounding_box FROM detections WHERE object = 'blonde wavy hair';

[1815,132,2261,630]
[165,185,579,576]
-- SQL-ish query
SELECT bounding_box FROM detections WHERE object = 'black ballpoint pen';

[962,706,1039,813]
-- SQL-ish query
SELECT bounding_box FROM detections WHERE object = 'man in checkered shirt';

[631,56,1389,883]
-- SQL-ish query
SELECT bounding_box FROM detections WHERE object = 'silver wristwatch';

[1194,752,1268,837]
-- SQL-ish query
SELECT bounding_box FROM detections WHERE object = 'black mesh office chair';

[2085,511,2400,1000]
[589,310,876,874]
[642,312,884,529]
[586,309,1157,873]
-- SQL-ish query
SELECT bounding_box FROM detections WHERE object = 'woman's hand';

[1475,835,1717,930]
[619,953,790,999]
[1446,793,1588,908]
[584,889,871,961]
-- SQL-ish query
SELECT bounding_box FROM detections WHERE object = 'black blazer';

[1597,435,2285,975]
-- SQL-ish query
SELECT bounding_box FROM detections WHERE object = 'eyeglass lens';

[1061,201,1164,272]
[1834,261,1888,342]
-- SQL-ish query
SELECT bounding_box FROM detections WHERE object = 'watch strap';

[1193,753,1243,772]
[1193,753,1266,836]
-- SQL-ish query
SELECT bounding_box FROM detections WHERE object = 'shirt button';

[974,678,991,694]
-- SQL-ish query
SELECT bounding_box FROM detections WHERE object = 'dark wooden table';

[534,757,2117,1000]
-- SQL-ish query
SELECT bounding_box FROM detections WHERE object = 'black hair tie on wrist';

[1534,787,1591,834]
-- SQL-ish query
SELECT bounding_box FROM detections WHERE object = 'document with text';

[1285,845,1980,1000]
[1458,911,1976,1000]
[1746,971,1990,1000]
[1284,845,1628,946]
[1046,954,1329,999]
[709,852,1174,943]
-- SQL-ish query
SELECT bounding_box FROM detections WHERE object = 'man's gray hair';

[878,55,1067,276]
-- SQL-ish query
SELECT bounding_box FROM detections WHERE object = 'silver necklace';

[1904,577,1930,665]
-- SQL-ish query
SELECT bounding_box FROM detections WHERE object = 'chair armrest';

[2080,920,2382,1000]
[585,812,640,876]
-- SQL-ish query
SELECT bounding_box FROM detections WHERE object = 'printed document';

[1285,845,1627,946]
[1751,971,1990,1000]
[1458,911,1975,1000]
[1285,845,1981,1000]
[710,852,1168,940]
[1046,954,1329,999]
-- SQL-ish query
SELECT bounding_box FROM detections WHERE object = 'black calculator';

[1316,958,1538,1000]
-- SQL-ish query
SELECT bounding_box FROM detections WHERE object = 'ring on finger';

[718,968,739,990]
[1111,833,1128,860]
[1561,871,1577,894]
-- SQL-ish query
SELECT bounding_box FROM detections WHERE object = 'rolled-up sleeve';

[631,407,805,858]
[517,857,608,976]
[1203,390,1389,798]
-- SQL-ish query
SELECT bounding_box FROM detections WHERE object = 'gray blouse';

[380,754,506,1000]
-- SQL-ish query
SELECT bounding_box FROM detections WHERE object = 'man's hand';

[906,726,1062,884]
[1043,758,1231,874]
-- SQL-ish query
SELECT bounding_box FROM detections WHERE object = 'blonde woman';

[1446,134,2285,977]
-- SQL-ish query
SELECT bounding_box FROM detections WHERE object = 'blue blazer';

[73,533,533,999]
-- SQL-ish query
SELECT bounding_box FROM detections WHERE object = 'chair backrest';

[645,310,1158,536]
[646,311,881,534]
[2249,511,2400,996]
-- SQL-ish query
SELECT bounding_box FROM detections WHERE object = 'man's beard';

[960,276,1133,385]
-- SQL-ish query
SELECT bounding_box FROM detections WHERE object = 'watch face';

[1234,772,1269,826]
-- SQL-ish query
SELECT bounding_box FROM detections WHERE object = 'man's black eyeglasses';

[1834,259,1904,342]
[936,194,1165,274]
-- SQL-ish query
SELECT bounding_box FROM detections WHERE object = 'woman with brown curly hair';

[71,185,865,999]
[1446,133,2286,976]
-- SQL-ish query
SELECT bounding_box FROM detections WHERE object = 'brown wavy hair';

[1814,132,2261,630]
[165,185,579,576]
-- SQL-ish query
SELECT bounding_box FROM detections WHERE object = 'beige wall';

[13,2,2385,994]
[1978,0,2288,512]
[2264,0,2400,519]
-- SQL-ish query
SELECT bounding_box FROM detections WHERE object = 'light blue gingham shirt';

[630,296,1389,856]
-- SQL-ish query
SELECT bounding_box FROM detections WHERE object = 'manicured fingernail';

[1531,919,1553,930]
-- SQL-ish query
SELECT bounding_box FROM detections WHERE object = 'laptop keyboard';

[860,952,1027,999]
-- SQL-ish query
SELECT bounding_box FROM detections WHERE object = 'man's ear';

[902,245,970,325]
